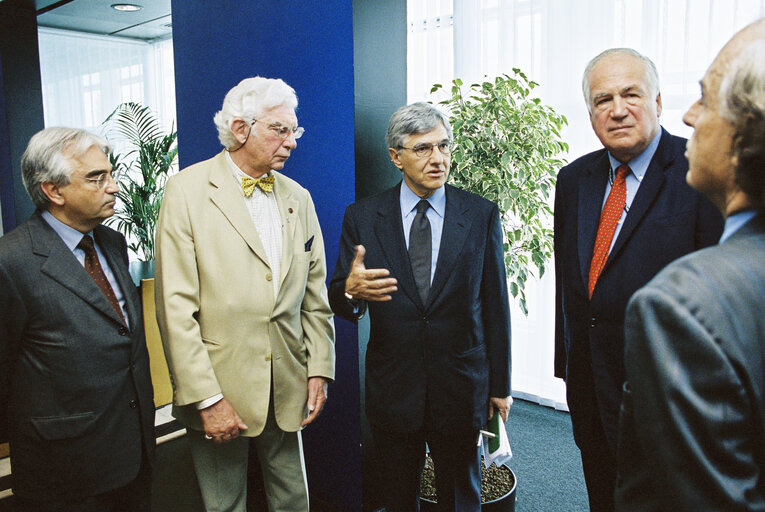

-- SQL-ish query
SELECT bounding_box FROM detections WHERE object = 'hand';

[301,377,329,426]
[200,398,248,444]
[488,395,513,423]
[344,245,398,302]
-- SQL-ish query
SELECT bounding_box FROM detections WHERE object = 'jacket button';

[265,355,272,361]
[590,317,597,328]
[118,326,128,336]
[129,400,138,409]
[266,273,273,281]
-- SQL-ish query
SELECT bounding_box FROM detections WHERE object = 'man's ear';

[40,181,65,206]
[655,92,663,118]
[230,119,250,144]
[388,147,404,170]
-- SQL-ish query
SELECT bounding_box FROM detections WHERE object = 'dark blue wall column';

[352,0,408,509]
[170,1,359,509]
[0,3,43,233]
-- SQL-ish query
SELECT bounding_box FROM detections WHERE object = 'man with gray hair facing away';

[553,48,723,511]
[0,127,155,511]
[616,18,765,511]
[155,77,335,511]
[330,102,512,511]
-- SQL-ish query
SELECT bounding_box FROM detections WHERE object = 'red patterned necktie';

[588,164,630,299]
[77,235,126,325]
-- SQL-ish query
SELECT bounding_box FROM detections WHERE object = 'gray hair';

[21,127,111,210]
[213,77,298,149]
[720,40,765,209]
[582,48,660,112]
[386,102,453,149]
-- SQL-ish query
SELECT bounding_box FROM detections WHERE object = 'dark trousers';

[371,416,481,512]
[14,456,152,512]
[567,373,616,512]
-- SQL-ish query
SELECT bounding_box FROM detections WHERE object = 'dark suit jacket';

[615,213,765,512]
[0,212,155,501]
[329,183,511,434]
[553,128,723,450]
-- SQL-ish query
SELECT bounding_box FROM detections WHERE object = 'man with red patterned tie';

[553,48,723,512]
[0,127,155,511]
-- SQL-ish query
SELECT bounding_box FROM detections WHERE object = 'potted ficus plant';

[432,69,569,314]
[102,102,178,283]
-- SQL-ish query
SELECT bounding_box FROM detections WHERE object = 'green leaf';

[434,71,567,315]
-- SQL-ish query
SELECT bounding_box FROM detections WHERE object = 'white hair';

[21,127,111,210]
[719,40,765,209]
[213,77,298,149]
[582,48,660,113]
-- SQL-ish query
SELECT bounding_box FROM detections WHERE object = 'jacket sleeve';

[0,260,26,442]
[618,285,765,511]
[154,176,222,406]
[553,169,568,380]
[299,192,336,381]
[482,204,512,398]
[328,203,367,322]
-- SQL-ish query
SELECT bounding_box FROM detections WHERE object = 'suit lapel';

[429,186,471,307]
[30,215,125,326]
[94,227,139,330]
[606,130,671,268]
[274,174,299,290]
[373,184,423,307]
[577,151,610,287]
[208,152,270,268]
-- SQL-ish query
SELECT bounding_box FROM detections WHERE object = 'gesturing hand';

[344,245,398,302]
[200,398,248,444]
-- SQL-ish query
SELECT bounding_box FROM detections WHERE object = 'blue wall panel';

[171,1,359,509]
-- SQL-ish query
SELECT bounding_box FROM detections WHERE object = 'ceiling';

[1,0,172,41]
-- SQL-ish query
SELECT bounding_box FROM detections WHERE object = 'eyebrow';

[414,138,450,146]
[84,169,110,178]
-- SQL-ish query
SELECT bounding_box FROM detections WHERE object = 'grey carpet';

[506,398,589,512]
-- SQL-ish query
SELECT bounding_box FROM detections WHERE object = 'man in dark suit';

[0,127,155,511]
[553,49,723,511]
[330,102,512,511]
[616,19,765,512]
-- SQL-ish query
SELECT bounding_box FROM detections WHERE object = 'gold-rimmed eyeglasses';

[251,119,305,140]
[397,141,452,158]
[72,169,123,190]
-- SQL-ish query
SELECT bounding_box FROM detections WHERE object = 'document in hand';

[482,411,513,467]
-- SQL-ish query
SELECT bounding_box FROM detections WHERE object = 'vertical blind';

[408,0,765,409]
[38,28,176,137]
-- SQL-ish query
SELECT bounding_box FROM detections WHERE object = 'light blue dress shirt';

[604,129,662,252]
[400,181,445,285]
[720,210,757,243]
[42,210,129,324]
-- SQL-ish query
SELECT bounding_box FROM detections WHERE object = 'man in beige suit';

[155,77,335,512]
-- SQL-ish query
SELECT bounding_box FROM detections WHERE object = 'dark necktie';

[409,200,432,304]
[588,164,630,298]
[77,235,126,325]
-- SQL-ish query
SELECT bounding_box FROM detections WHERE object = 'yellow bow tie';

[241,175,275,196]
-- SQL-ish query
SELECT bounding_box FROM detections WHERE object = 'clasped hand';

[344,245,398,302]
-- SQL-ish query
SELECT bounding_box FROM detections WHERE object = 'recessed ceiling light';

[111,4,143,11]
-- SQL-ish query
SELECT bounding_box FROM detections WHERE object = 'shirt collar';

[41,210,93,251]
[400,180,446,218]
[720,210,758,243]
[607,128,662,181]
[225,151,271,190]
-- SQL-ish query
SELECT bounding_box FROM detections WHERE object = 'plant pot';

[129,260,155,286]
[420,457,517,511]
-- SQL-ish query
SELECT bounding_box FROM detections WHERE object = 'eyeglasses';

[72,169,122,190]
[251,120,305,140]
[398,141,452,158]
